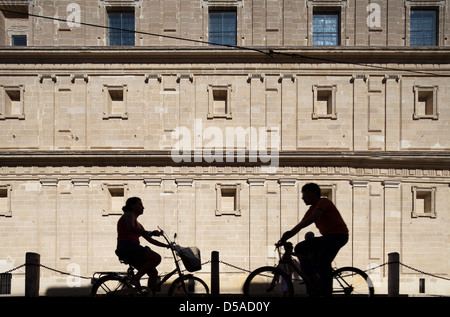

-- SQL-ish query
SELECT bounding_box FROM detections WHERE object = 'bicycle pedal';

[137,288,151,296]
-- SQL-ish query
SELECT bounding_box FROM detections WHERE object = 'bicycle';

[243,241,374,297]
[90,228,209,297]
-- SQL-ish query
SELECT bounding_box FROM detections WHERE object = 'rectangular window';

[213,90,227,114]
[5,89,21,115]
[207,85,232,119]
[1,85,25,120]
[109,187,124,212]
[11,34,27,46]
[108,10,135,46]
[312,12,340,46]
[221,188,237,212]
[108,88,124,114]
[317,90,333,115]
[319,184,336,204]
[412,187,436,218]
[0,185,12,217]
[410,9,437,46]
[215,184,241,216]
[103,85,128,119]
[209,10,237,46]
[413,85,438,120]
[312,85,337,119]
[102,184,128,216]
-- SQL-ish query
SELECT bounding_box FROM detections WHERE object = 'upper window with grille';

[312,12,340,46]
[410,9,438,46]
[209,9,237,46]
[11,34,27,46]
[107,9,135,46]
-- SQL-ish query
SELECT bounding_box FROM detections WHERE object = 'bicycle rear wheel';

[243,266,294,297]
[90,275,136,297]
[332,267,374,297]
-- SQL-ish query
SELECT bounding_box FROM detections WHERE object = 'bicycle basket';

[175,246,202,272]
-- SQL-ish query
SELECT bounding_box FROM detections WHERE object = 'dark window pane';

[108,11,135,46]
[410,9,437,46]
[313,13,339,46]
[12,35,27,46]
[209,11,237,46]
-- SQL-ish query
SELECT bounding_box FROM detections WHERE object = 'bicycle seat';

[120,260,137,272]
[116,250,131,265]
[117,256,132,266]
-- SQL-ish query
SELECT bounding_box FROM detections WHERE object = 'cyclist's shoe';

[137,287,152,297]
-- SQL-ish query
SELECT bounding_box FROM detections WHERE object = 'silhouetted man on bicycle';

[280,183,349,297]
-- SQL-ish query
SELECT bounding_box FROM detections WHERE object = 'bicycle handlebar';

[275,239,287,248]
[148,229,163,237]
[156,227,179,252]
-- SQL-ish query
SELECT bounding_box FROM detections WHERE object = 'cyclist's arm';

[142,231,170,248]
[282,208,325,241]
[143,234,169,248]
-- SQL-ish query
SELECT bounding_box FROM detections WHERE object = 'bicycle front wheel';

[168,275,209,296]
[90,275,135,297]
[243,266,294,297]
[332,267,374,297]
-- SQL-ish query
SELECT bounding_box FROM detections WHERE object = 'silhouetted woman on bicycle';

[115,197,169,294]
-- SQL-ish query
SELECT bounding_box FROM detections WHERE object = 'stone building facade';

[0,0,449,295]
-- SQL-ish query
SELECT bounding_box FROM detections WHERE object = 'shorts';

[115,240,150,269]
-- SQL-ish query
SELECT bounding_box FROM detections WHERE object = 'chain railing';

[1,254,450,295]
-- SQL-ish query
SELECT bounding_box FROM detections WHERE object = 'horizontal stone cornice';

[0,46,450,65]
[0,150,449,170]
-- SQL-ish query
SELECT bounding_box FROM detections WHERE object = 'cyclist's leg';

[116,241,162,291]
[316,234,348,296]
[133,248,161,292]
[316,257,333,297]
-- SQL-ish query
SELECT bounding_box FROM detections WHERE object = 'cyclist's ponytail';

[122,197,141,212]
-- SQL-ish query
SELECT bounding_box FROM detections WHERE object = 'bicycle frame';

[160,229,184,274]
[275,244,307,283]
[158,228,195,293]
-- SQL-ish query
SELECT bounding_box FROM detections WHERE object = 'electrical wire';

[1,8,450,77]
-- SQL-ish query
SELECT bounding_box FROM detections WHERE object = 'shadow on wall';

[45,286,91,297]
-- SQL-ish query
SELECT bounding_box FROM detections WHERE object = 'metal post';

[25,252,41,297]
[388,252,399,297]
[419,278,425,294]
[211,251,219,297]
